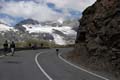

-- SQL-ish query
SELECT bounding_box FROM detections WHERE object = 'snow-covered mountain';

[0,22,15,32]
[15,19,78,45]
[22,24,76,45]
[0,22,21,46]
[0,19,79,45]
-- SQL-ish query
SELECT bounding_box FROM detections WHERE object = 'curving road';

[0,48,110,80]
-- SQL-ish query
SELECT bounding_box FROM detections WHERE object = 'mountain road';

[0,48,109,80]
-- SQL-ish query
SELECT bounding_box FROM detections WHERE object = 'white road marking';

[58,53,109,80]
[0,55,5,58]
[0,53,12,58]
[35,52,53,80]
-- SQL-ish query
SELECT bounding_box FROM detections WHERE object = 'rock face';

[76,0,120,77]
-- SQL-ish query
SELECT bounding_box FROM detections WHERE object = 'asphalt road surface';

[0,48,109,80]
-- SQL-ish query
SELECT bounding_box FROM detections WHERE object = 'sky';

[0,0,96,26]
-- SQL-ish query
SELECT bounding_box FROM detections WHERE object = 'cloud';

[0,0,96,25]
[46,0,96,11]
[0,1,62,22]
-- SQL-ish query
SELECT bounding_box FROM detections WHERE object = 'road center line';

[35,52,53,80]
[58,53,109,80]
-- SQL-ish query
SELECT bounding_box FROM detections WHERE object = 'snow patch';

[52,33,66,45]
[0,24,14,32]
[22,24,76,45]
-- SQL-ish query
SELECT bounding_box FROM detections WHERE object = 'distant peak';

[15,18,40,26]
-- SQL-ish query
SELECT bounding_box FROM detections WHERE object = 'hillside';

[68,0,120,79]
[0,22,15,32]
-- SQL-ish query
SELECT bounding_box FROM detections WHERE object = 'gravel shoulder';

[61,51,117,80]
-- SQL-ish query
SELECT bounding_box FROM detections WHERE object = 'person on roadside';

[41,43,43,48]
[56,49,59,56]
[10,41,16,56]
[3,40,8,56]
[28,43,32,49]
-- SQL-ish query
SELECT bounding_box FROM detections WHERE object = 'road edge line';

[0,55,5,58]
[35,52,53,80]
[0,53,12,58]
[58,53,109,80]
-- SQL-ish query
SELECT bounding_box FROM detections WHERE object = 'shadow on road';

[3,61,23,64]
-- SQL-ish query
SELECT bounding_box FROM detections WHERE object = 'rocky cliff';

[75,0,120,78]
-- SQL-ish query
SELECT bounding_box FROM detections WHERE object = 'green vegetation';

[16,39,56,48]
[0,39,75,48]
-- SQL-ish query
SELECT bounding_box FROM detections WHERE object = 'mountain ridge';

[0,19,79,45]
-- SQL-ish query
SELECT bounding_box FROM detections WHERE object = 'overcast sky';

[0,0,96,26]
